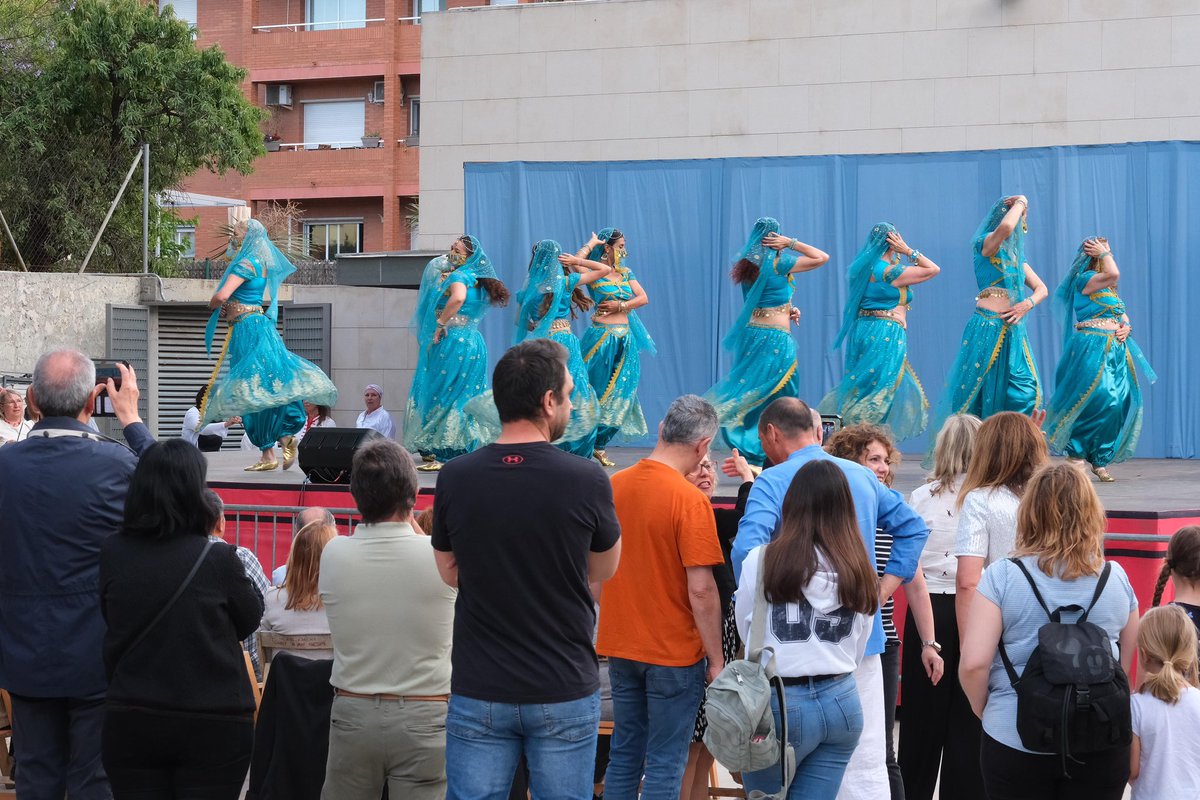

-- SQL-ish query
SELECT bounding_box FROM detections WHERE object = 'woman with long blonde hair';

[1128,605,1200,799]
[260,513,339,659]
[960,464,1139,799]
[954,411,1048,641]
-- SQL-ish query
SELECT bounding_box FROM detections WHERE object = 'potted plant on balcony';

[361,131,382,149]
[264,132,282,152]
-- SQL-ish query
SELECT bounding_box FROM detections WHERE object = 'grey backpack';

[703,550,796,799]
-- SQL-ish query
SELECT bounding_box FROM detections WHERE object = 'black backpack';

[998,559,1131,775]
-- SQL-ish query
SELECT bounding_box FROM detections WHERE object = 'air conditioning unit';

[265,84,293,107]
[368,80,385,104]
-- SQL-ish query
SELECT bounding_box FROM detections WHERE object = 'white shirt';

[297,415,338,443]
[1131,686,1200,800]
[356,407,395,439]
[0,418,32,445]
[909,479,964,594]
[260,587,334,660]
[735,545,870,678]
[955,486,1020,566]
[180,406,230,447]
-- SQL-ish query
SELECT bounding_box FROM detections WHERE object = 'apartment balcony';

[246,6,421,80]
[244,141,419,201]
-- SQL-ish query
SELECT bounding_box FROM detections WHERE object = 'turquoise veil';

[973,197,1026,302]
[1053,240,1095,348]
[411,235,496,347]
[585,225,656,356]
[514,239,565,344]
[723,217,799,350]
[205,219,296,356]
[833,222,895,348]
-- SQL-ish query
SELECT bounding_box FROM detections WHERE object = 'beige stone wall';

[419,0,1200,248]
[1,270,417,435]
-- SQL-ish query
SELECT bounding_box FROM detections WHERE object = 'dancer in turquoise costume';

[574,227,655,467]
[928,196,1048,449]
[514,239,613,457]
[203,220,338,471]
[819,223,941,441]
[703,217,828,466]
[1044,237,1156,482]
[403,234,510,472]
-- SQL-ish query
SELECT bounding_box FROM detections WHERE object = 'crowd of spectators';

[1,344,1198,800]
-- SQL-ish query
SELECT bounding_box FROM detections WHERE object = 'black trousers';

[897,593,984,800]
[880,639,904,800]
[980,734,1129,800]
[8,693,110,800]
[102,705,253,800]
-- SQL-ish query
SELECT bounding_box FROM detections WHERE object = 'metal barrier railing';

[224,504,361,574]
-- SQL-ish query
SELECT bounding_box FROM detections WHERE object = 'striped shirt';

[875,529,897,642]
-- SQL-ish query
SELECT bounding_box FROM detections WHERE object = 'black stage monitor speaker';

[298,427,384,484]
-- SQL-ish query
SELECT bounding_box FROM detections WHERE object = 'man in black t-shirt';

[432,339,621,799]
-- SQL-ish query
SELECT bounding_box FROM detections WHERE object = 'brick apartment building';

[168,0,522,262]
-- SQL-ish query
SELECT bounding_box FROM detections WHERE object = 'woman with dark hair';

[1151,525,1200,639]
[735,460,879,800]
[825,423,942,800]
[203,219,338,472]
[99,439,264,799]
[960,463,1138,799]
[513,239,612,457]
[296,400,335,443]
[954,411,1049,640]
[181,385,239,451]
[704,217,828,466]
[1044,237,1156,482]
[575,228,655,467]
[404,234,510,472]
[928,197,1048,453]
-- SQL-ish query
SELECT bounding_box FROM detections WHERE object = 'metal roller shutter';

[282,303,332,375]
[302,101,365,149]
[105,305,150,444]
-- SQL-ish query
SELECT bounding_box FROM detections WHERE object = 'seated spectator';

[298,401,337,442]
[272,507,337,586]
[261,508,337,661]
[736,460,880,799]
[204,489,271,677]
[597,395,725,799]
[182,385,240,451]
[319,439,455,799]
[0,388,32,443]
[356,384,395,439]
[1128,605,1200,800]
[960,463,1139,799]
[100,439,264,799]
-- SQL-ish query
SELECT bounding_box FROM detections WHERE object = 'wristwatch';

[922,640,942,653]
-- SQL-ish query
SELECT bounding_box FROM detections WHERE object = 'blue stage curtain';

[465,141,1197,458]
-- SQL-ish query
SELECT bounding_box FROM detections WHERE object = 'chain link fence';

[0,142,146,273]
[175,257,339,285]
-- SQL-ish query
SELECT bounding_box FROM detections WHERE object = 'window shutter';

[282,304,332,376]
[303,101,365,149]
[105,305,150,442]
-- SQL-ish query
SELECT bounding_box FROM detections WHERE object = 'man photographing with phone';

[0,349,152,799]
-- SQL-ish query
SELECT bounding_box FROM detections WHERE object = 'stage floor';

[205,447,1200,516]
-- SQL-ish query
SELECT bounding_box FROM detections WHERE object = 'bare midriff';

[593,308,630,326]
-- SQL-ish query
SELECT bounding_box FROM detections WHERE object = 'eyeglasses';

[696,461,716,473]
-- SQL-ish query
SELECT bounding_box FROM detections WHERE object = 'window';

[302,100,365,149]
[490,0,519,5]
[159,0,197,26]
[414,0,444,23]
[304,221,363,260]
[409,97,421,137]
[174,226,196,259]
[308,0,366,30]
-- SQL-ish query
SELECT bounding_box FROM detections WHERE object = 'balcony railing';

[251,15,420,32]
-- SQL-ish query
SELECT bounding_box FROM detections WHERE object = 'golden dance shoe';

[594,450,616,468]
[1093,466,1115,482]
[281,436,298,470]
[245,461,279,472]
[417,460,443,472]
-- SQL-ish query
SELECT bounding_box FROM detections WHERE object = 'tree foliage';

[0,0,265,273]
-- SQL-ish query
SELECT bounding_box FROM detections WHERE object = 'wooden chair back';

[255,630,333,683]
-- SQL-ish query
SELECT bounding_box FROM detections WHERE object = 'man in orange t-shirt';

[597,394,726,799]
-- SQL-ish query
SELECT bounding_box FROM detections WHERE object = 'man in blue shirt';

[731,397,928,800]
[0,351,153,800]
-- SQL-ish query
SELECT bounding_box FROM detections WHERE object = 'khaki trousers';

[321,695,447,800]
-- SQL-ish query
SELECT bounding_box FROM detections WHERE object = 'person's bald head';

[29,349,96,420]
[294,506,335,535]
[757,397,819,464]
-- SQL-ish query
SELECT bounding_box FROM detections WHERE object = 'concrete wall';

[419,0,1200,247]
[0,271,416,435]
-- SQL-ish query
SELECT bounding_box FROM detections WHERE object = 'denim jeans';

[444,692,599,800]
[743,674,864,800]
[604,658,706,800]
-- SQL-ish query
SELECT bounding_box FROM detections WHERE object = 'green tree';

[0,0,264,274]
